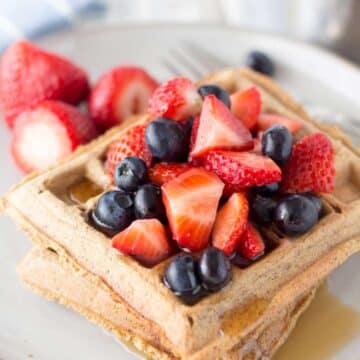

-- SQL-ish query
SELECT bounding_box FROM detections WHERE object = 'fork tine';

[170,49,204,79]
[162,59,183,77]
[182,41,230,71]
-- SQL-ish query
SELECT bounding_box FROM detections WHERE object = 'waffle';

[1,67,360,359]
[18,246,316,360]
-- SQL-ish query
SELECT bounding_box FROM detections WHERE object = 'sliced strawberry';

[251,131,263,155]
[204,150,282,194]
[212,193,249,255]
[89,66,158,131]
[258,114,303,133]
[190,95,253,159]
[11,100,98,173]
[0,41,89,128]
[281,132,335,193]
[238,223,265,260]
[147,77,202,121]
[106,124,153,180]
[230,87,261,130]
[112,219,171,266]
[149,163,195,185]
[162,168,224,252]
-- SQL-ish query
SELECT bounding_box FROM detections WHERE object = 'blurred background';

[0,0,359,64]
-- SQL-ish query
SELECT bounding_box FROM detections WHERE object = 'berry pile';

[0,41,158,173]
[94,75,336,304]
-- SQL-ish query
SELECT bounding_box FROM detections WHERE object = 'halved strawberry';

[258,114,303,133]
[11,100,98,173]
[0,41,89,128]
[212,193,249,255]
[190,95,253,159]
[149,163,195,185]
[112,219,171,266]
[162,168,224,252]
[238,222,265,260]
[106,124,153,180]
[230,87,261,130]
[204,150,282,194]
[89,66,158,131]
[147,77,202,121]
[281,132,335,193]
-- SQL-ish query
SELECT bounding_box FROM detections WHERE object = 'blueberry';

[114,156,147,192]
[245,51,275,76]
[134,183,166,221]
[303,193,323,217]
[274,195,318,236]
[198,84,231,108]
[250,195,277,225]
[253,182,279,197]
[145,117,187,161]
[199,248,231,292]
[92,191,134,236]
[164,253,202,305]
[184,116,194,140]
[262,125,292,166]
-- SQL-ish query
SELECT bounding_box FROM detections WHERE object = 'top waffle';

[1,68,360,359]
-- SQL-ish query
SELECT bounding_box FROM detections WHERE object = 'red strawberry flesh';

[162,168,224,252]
[112,219,171,266]
[190,95,253,158]
[258,114,303,133]
[230,87,261,130]
[238,223,265,260]
[212,193,249,255]
[149,163,195,185]
[204,150,282,194]
[281,132,335,193]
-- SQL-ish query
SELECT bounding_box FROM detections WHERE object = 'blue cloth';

[0,0,104,53]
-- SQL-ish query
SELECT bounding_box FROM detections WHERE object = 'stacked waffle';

[2,68,359,359]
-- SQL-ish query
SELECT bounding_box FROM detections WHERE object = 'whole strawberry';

[0,41,89,128]
[281,132,335,193]
[89,66,158,131]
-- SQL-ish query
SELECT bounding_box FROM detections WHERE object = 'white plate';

[0,24,359,360]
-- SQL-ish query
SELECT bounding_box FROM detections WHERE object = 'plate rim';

[37,22,360,77]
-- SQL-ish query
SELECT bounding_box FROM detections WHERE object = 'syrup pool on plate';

[274,283,360,360]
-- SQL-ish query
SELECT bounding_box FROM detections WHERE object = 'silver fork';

[162,41,229,80]
[163,42,360,143]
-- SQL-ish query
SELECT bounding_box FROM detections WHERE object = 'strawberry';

[258,114,303,133]
[281,132,335,193]
[149,163,195,185]
[89,66,158,131]
[162,168,224,252]
[112,219,171,266]
[147,77,202,121]
[238,223,265,260]
[106,124,153,180]
[190,95,253,159]
[11,100,98,173]
[251,131,263,154]
[212,193,249,255]
[0,41,89,128]
[204,150,282,194]
[230,87,261,130]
